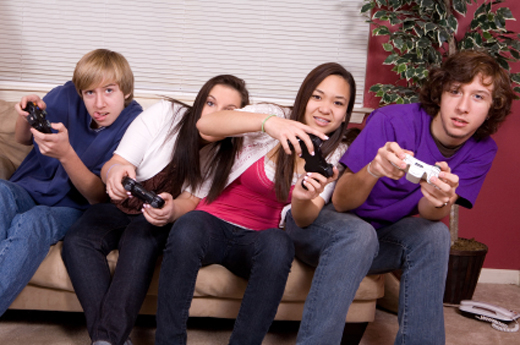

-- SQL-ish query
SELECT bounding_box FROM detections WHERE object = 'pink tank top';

[196,157,293,230]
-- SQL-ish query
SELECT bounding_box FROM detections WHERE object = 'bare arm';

[333,142,408,212]
[32,123,107,205]
[102,154,138,201]
[332,167,380,212]
[196,109,327,157]
[291,168,339,227]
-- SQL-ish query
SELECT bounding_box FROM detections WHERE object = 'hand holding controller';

[121,176,165,208]
[289,134,334,190]
[23,102,53,134]
[401,154,441,184]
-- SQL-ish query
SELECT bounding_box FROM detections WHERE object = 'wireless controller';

[23,102,53,134]
[401,154,441,184]
[289,134,334,190]
[121,176,165,208]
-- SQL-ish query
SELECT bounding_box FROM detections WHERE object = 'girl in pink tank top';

[156,63,358,345]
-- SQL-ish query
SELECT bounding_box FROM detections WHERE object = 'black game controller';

[289,134,334,189]
[23,102,53,134]
[121,176,165,208]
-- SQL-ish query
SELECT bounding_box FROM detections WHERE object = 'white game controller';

[401,154,441,184]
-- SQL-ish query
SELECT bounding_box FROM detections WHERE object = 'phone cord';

[475,315,519,333]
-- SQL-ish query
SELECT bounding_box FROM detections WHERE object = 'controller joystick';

[121,176,165,208]
[23,102,53,134]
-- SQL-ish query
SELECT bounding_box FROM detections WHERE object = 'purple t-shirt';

[340,103,497,229]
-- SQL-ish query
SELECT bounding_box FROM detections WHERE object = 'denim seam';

[299,227,340,344]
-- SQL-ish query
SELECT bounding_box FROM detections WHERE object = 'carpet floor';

[0,283,518,344]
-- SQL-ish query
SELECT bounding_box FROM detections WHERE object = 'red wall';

[364,1,520,270]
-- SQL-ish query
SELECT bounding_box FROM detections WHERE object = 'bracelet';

[261,114,276,133]
[105,163,121,181]
[366,162,381,179]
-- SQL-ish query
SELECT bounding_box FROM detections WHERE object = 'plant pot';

[443,238,488,305]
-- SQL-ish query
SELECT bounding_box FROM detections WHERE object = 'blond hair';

[72,49,134,107]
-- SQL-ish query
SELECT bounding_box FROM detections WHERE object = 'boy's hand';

[368,142,413,180]
[31,122,73,160]
[15,95,46,117]
[420,161,459,208]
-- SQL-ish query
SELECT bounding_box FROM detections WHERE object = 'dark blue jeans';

[62,203,170,345]
[155,210,295,345]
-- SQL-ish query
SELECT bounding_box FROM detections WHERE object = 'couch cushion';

[0,99,33,179]
[29,241,119,292]
[31,242,382,304]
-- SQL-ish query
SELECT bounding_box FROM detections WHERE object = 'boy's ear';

[125,93,131,99]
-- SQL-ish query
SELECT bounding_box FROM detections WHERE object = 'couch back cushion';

[0,100,33,179]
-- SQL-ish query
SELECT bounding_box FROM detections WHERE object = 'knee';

[324,214,378,257]
[257,229,295,266]
[405,219,451,258]
[164,212,206,254]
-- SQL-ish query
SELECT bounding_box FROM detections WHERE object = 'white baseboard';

[478,268,520,285]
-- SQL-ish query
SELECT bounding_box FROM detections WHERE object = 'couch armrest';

[0,153,17,180]
[0,99,33,179]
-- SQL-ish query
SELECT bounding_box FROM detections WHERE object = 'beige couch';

[1,98,384,342]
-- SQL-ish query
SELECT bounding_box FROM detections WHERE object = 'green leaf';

[510,73,520,84]
[494,14,506,31]
[383,43,394,52]
[424,22,436,32]
[437,30,450,45]
[383,54,399,65]
[405,68,415,80]
[393,37,405,51]
[496,56,510,70]
[453,0,468,16]
[369,84,382,93]
[448,15,459,33]
[474,3,487,18]
[373,10,388,19]
[396,97,405,104]
[421,0,435,10]
[397,64,407,73]
[382,93,393,104]
[360,3,374,14]
[375,26,391,36]
[497,7,514,20]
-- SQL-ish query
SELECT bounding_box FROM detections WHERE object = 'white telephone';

[459,300,519,333]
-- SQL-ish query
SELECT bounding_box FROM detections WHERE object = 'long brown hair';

[165,75,250,199]
[274,62,356,201]
[420,49,515,140]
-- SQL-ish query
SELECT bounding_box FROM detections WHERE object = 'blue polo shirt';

[10,81,142,209]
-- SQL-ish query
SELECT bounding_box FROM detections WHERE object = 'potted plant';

[360,0,520,304]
